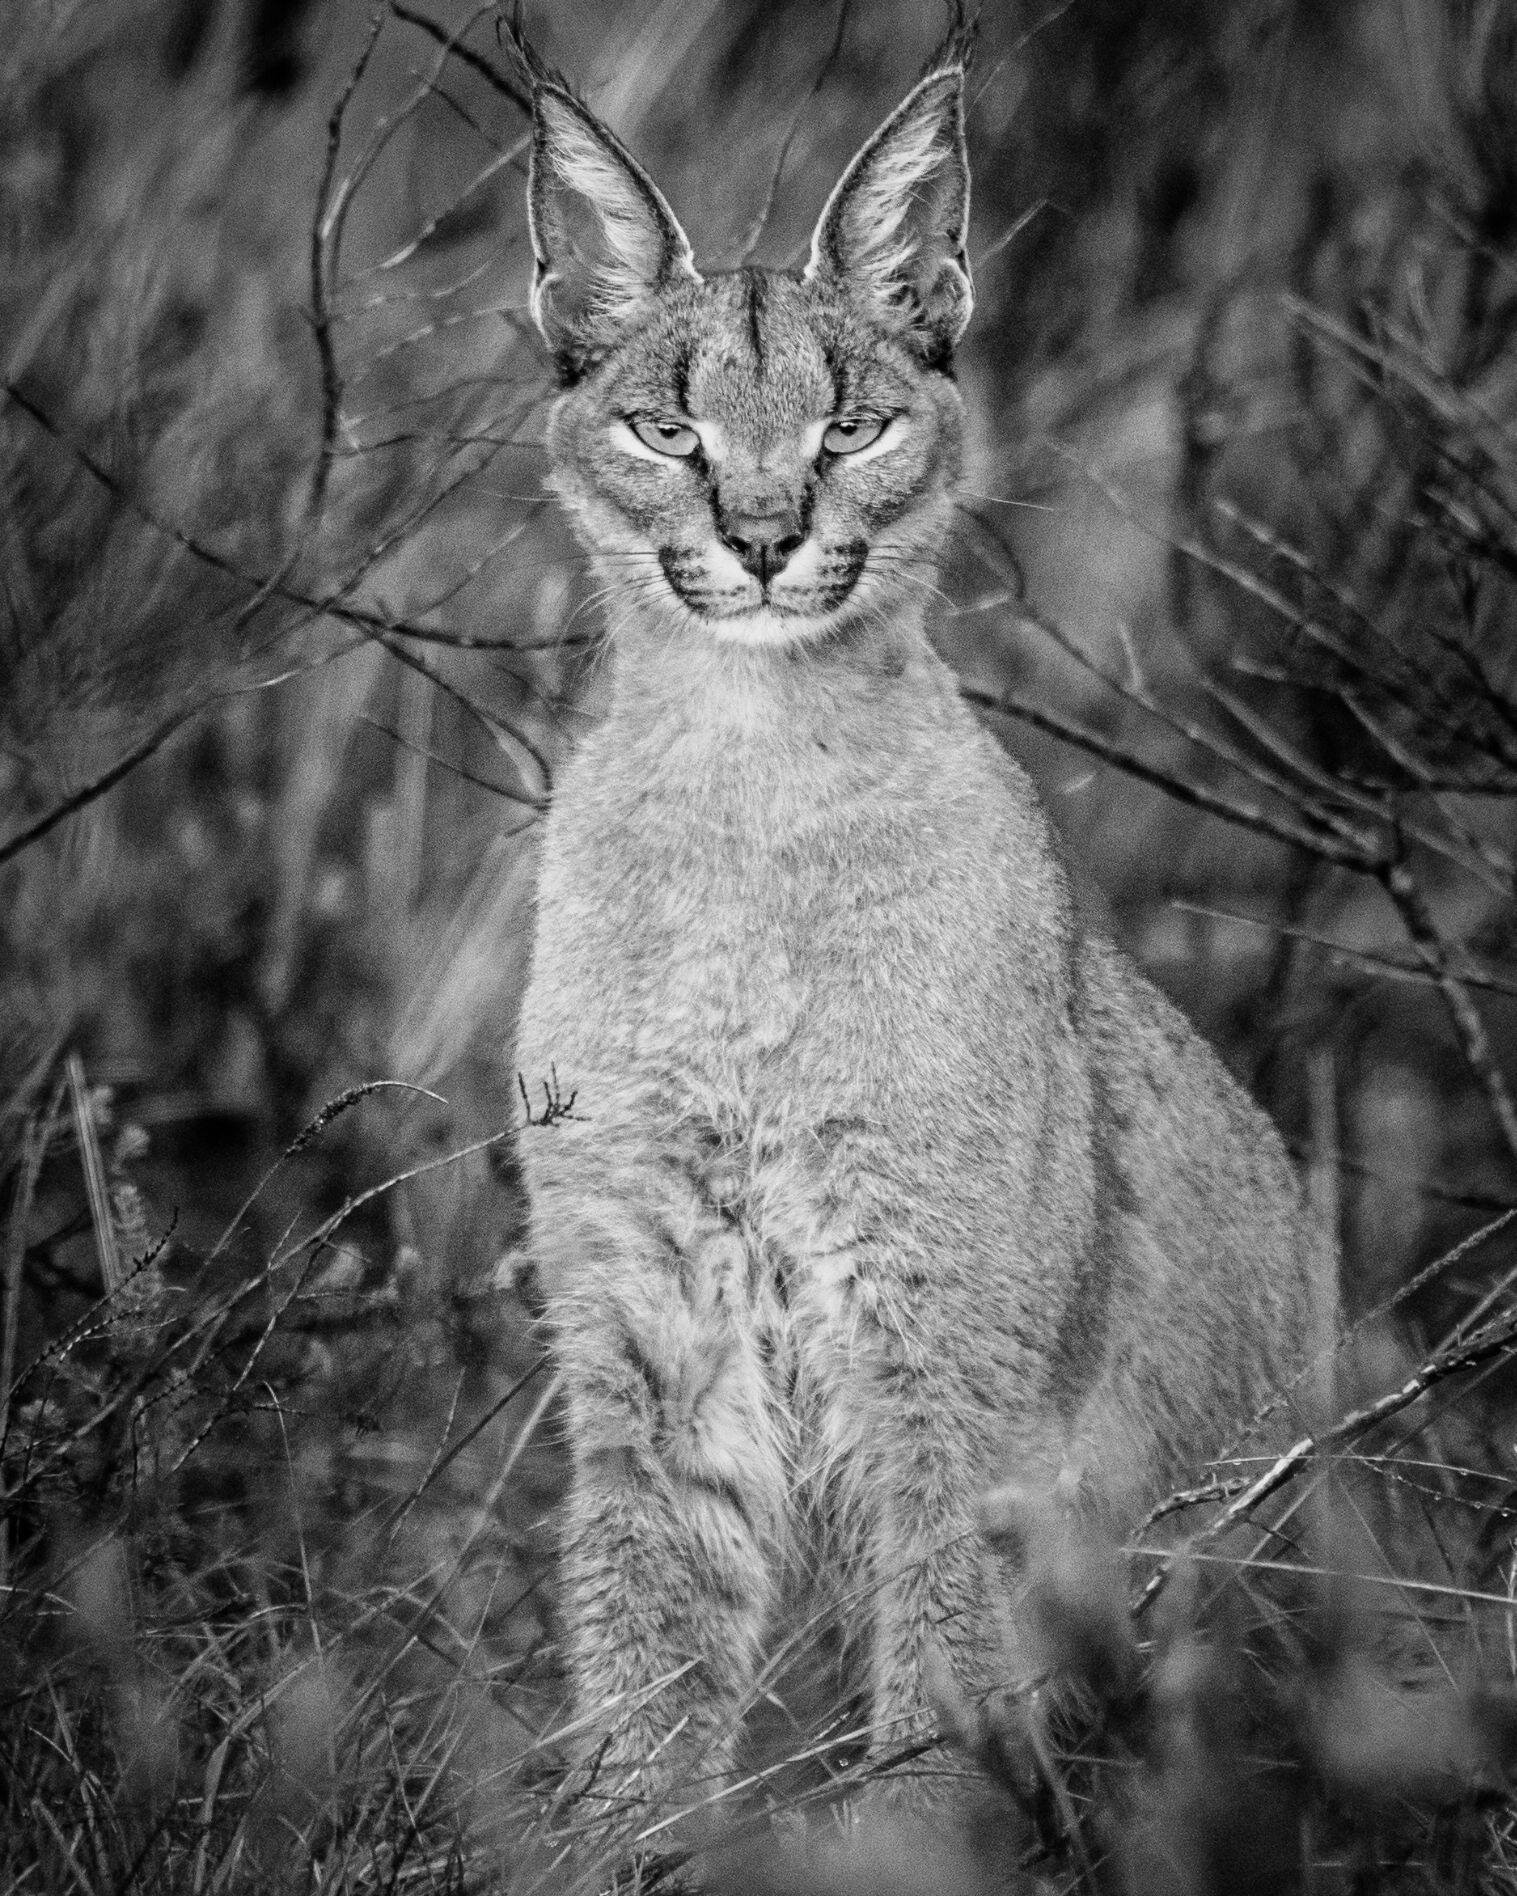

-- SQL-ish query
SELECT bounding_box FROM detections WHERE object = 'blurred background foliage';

[7,0,1517,1889]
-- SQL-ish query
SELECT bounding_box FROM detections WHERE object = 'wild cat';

[510,36,1324,1832]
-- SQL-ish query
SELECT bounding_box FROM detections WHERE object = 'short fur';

[511,53,1327,1823]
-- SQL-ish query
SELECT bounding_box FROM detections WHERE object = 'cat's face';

[525,59,973,648]
[545,267,964,645]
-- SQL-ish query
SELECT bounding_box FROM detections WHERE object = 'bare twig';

[321,6,497,313]
[373,630,550,807]
[388,1,532,114]
[2,376,563,666]
[1218,496,1517,768]
[376,132,532,274]
[1135,1243,1517,1614]
[1380,848,1517,1166]
[1143,1208,1517,1542]
[964,683,1381,869]
[0,704,200,869]
[1174,898,1517,1000]
[1052,451,1512,894]
[1342,688,1517,892]
[308,11,385,524]
[361,714,538,805]
[731,0,853,266]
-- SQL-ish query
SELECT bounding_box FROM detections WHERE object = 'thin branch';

[974,200,1051,271]
[0,704,200,869]
[2,377,568,652]
[321,4,499,307]
[1,387,557,862]
[1380,848,1517,1166]
[375,131,531,273]
[409,497,549,618]
[1192,664,1511,896]
[730,0,852,267]
[1341,688,1517,893]
[964,684,1382,870]
[963,500,1383,858]
[1217,497,1517,768]
[372,629,550,805]
[1133,1279,1517,1615]
[1174,898,1517,999]
[1293,1146,1516,1215]
[1081,454,1438,729]
[1054,452,1510,892]
[309,9,385,524]
[387,1,532,113]
[360,713,541,808]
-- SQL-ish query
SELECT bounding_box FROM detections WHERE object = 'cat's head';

[523,56,973,648]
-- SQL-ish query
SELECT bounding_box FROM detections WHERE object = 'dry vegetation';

[7,0,1517,1889]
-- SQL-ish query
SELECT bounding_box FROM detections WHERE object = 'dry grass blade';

[65,1053,119,1296]
[0,1082,60,1584]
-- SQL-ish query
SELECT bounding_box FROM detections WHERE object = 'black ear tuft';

[805,66,973,363]
[499,6,566,97]
[922,1,979,80]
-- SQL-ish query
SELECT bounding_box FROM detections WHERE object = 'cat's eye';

[823,417,888,455]
[630,418,700,458]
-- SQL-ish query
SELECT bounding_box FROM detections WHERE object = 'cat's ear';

[806,68,973,364]
[527,82,700,374]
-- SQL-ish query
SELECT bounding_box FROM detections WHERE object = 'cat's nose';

[721,517,805,584]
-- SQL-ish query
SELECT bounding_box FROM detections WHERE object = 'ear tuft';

[806,67,973,364]
[526,75,700,374]
[922,1,978,81]
[499,7,561,93]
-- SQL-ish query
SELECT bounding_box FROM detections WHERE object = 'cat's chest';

[540,805,843,1064]
[526,732,940,1082]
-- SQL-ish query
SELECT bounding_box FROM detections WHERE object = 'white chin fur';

[708,607,836,647]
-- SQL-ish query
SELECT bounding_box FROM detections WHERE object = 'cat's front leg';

[532,1149,786,1848]
[803,1247,1061,1817]
[856,1411,1005,1808]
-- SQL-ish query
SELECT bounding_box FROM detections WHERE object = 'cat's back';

[1062,930,1319,1498]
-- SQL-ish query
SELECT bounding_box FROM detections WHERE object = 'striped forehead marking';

[680,271,836,439]
[743,268,765,374]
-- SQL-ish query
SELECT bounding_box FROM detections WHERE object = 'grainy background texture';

[5,1,1517,1890]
